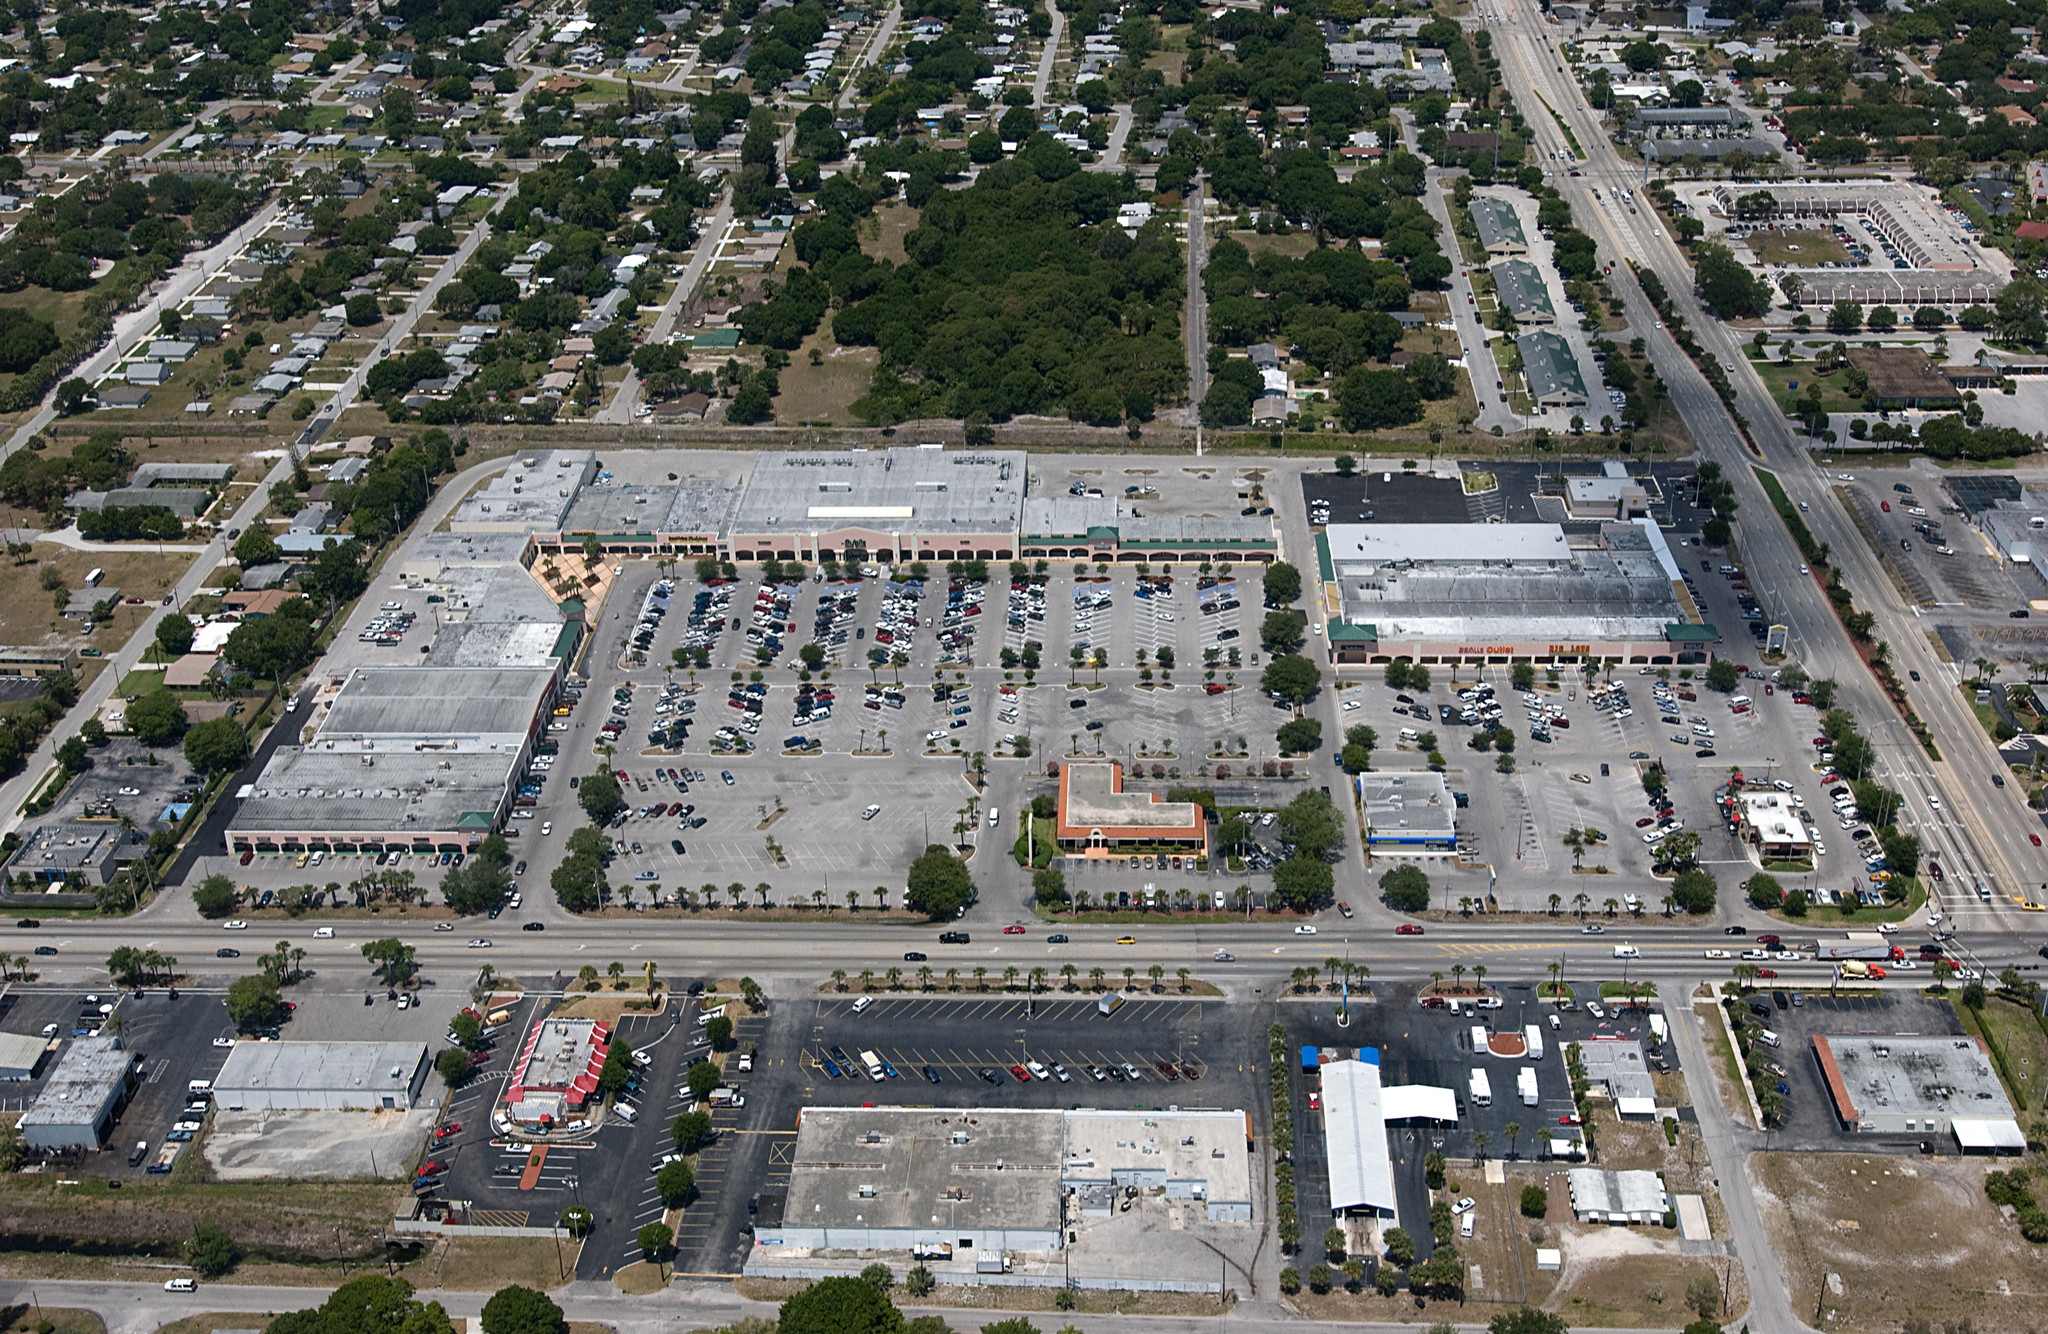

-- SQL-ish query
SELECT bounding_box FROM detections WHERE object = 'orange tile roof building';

[1055,762,1206,852]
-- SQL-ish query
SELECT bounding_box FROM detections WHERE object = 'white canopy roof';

[1953,1117,2025,1150]
[1382,1084,1459,1123]
[1320,1059,1398,1216]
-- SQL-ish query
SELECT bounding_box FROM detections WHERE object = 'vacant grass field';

[1755,1151,2036,1334]
[1956,995,2048,1114]
[776,341,879,426]
[1744,228,1849,266]
[0,546,180,669]
[1747,358,1865,415]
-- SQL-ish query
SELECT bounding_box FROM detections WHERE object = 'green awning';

[1315,531,1335,583]
[1664,623,1720,642]
[1085,525,1121,543]
[1328,621,1375,642]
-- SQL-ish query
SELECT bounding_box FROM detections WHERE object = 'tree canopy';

[906,844,975,918]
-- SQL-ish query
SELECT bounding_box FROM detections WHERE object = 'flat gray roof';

[1815,1034,2013,1122]
[1021,496,1274,544]
[0,1031,48,1076]
[215,1041,428,1096]
[730,448,1027,535]
[22,1036,128,1129]
[1333,517,1688,636]
[1358,772,1456,838]
[562,480,678,536]
[451,450,596,532]
[406,530,535,571]
[232,747,519,835]
[319,667,553,740]
[662,476,745,535]
[786,1106,1066,1234]
[1059,761,1205,836]
[1575,1038,1656,1107]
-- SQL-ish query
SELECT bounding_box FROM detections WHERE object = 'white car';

[1581,923,1605,934]
[223,920,248,930]
[1213,950,1234,961]
[1452,1197,1476,1214]
[1876,922,1898,934]
[862,804,881,820]
[1929,797,1942,810]
[212,1037,236,1048]
[926,729,948,742]
[467,938,492,948]
[540,822,552,835]
[1343,700,1361,711]
[1294,924,1318,935]
[1703,948,1733,959]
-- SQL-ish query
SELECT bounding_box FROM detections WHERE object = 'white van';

[164,1278,197,1293]
[313,926,334,938]
[1399,728,1419,741]
[613,1103,638,1124]
[1757,1029,1782,1048]
[987,809,999,828]
[851,995,873,1014]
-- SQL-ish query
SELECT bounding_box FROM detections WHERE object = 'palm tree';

[847,889,861,912]
[832,969,847,992]
[726,883,745,910]
[1089,966,1106,991]
[1122,966,1137,992]
[1176,966,1191,992]
[756,882,772,908]
[946,967,961,991]
[1074,889,1092,914]
[1473,964,1487,993]
[1451,963,1466,991]
[606,960,625,988]
[1547,959,1564,999]
[885,966,903,990]
[1061,963,1078,990]
[1603,897,1620,917]
[1003,965,1020,990]
[1290,966,1309,994]
[1563,827,1584,870]
[1504,1120,1523,1160]
[1147,963,1165,991]
[1029,966,1048,994]
[1572,892,1590,917]
[1662,893,1678,918]
[973,965,988,991]
[917,966,933,991]
[1473,1129,1492,1164]
[811,888,827,911]
[1547,892,1562,915]
[859,968,874,991]
[873,886,888,911]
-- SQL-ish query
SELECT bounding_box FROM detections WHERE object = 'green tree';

[435,1047,471,1087]
[686,1060,722,1100]
[1380,864,1430,912]
[1694,241,1772,317]
[155,615,196,657]
[1520,1185,1548,1216]
[778,1276,905,1334]
[637,1221,674,1265]
[1262,561,1302,605]
[225,974,284,1030]
[185,1223,238,1277]
[1261,610,1307,654]
[672,1110,713,1151]
[233,528,283,566]
[1745,872,1784,909]
[192,873,238,918]
[655,1157,696,1206]
[127,689,188,745]
[578,767,625,821]
[1488,1310,1570,1334]
[1706,659,1741,692]
[906,844,975,918]
[479,1285,564,1334]
[1261,654,1322,707]
[184,716,251,775]
[1279,787,1343,859]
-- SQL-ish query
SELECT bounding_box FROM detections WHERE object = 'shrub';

[1520,1185,1548,1217]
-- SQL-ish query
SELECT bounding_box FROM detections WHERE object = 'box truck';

[1524,1024,1545,1061]
[1517,1066,1540,1106]
[1469,1068,1492,1108]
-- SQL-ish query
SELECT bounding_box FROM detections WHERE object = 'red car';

[1395,924,1425,935]
[239,850,254,865]
[1002,925,1026,935]
[1867,965,1887,980]
[1882,500,1891,511]
[1636,817,1654,827]
[418,1160,444,1176]
[435,1123,461,1139]
[1929,861,1943,881]
[1756,968,1779,978]
[1009,1065,1030,1081]
[1756,934,1781,945]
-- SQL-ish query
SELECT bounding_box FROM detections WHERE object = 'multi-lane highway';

[1481,0,2048,943]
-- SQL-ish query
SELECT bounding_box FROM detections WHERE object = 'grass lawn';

[1747,357,1865,414]
[1744,227,1849,266]
[1771,878,1924,925]
[865,202,918,266]
[1956,995,2048,1114]
[0,548,180,678]
[777,339,878,426]
[1230,229,1318,260]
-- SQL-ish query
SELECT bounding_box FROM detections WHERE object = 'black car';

[672,839,686,854]
[923,1065,942,1084]
[904,951,927,961]
[14,919,37,928]
[32,946,55,955]
[978,1067,1004,1084]
[514,860,527,875]
[1696,748,1716,758]
[217,948,241,958]
[522,922,546,931]
[1069,698,1086,709]
[1748,1001,1771,1018]
[1724,925,1746,935]
[939,931,970,943]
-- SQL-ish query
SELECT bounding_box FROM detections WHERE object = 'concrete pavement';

[1032,0,1065,108]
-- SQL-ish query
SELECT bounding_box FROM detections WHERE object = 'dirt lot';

[0,546,182,681]
[1753,1150,2048,1334]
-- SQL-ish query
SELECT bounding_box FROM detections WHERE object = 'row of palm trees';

[1539,891,1679,917]
[832,963,1196,994]
[1288,959,1373,993]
